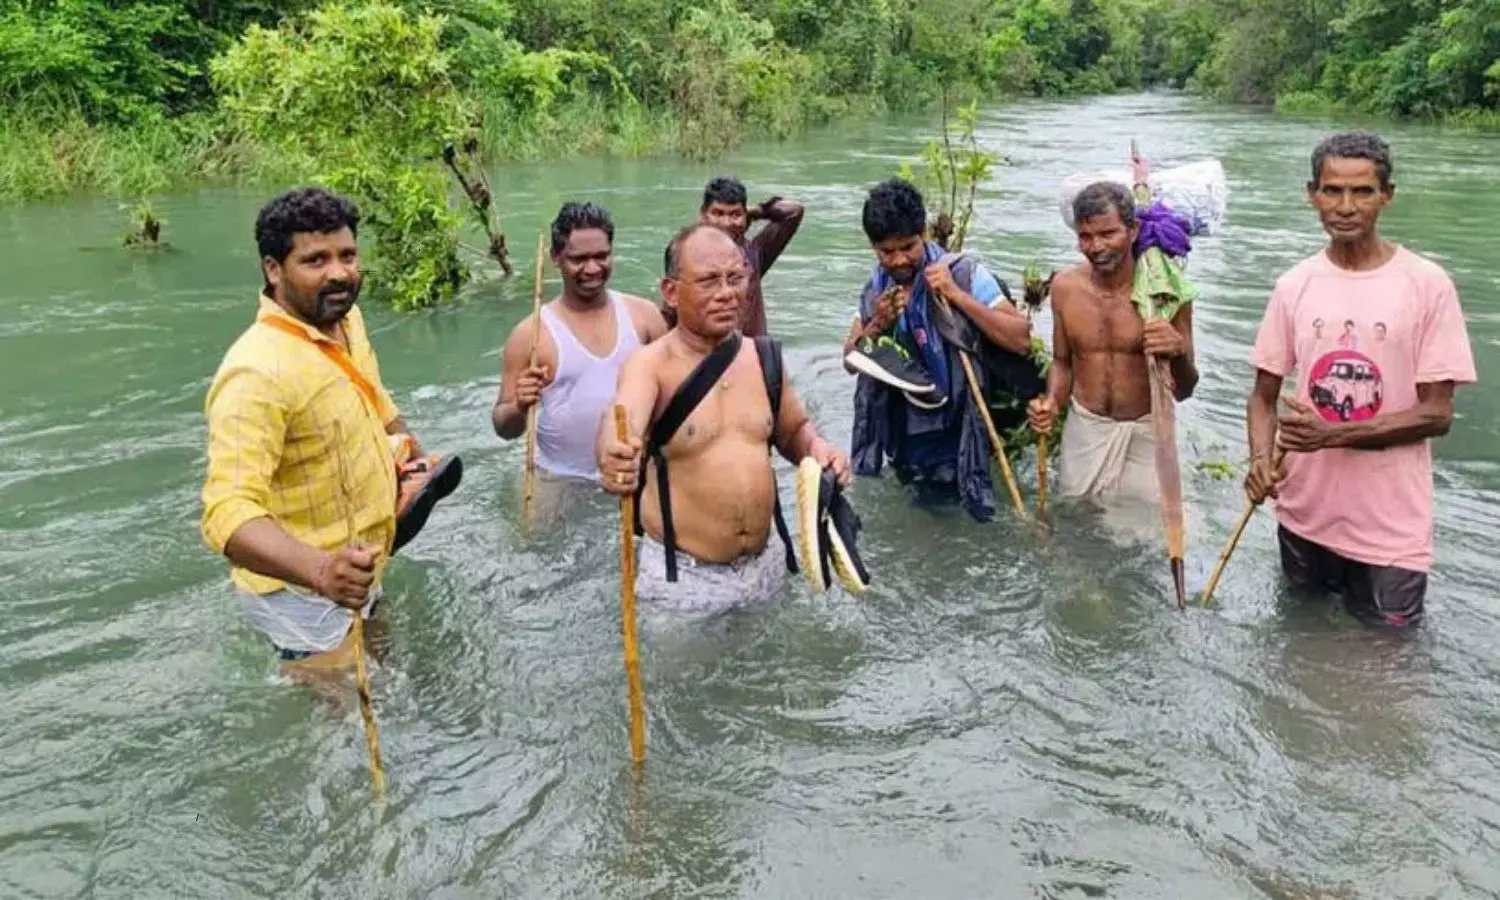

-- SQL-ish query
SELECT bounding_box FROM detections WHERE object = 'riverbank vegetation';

[6,0,1497,201]
[4,0,1496,303]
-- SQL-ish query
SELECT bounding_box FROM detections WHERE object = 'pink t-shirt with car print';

[1251,245,1477,572]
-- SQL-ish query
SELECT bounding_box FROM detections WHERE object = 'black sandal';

[394,454,463,553]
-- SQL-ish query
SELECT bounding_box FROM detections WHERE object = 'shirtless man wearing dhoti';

[1026,177,1198,503]
[597,224,850,612]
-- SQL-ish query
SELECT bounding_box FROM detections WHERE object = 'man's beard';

[303,279,360,326]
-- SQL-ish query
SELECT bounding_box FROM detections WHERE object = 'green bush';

[212,2,472,311]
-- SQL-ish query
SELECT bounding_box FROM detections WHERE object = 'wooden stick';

[522,232,545,517]
[1037,434,1049,515]
[929,292,1025,516]
[1146,355,1187,610]
[955,347,1027,517]
[1142,288,1188,610]
[613,406,647,766]
[332,422,386,798]
[933,230,1024,518]
[1200,447,1286,609]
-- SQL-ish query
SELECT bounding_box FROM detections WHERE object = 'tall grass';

[478,95,679,162]
[0,96,681,205]
[2,74,877,205]
[1275,90,1500,133]
[0,101,312,204]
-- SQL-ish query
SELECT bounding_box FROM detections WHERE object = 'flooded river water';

[3,93,1500,898]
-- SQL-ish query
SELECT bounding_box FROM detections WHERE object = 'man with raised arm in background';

[696,175,804,337]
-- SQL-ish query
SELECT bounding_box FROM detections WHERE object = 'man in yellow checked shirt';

[199,187,459,673]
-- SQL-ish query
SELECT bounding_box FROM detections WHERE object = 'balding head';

[660,223,747,341]
[663,223,738,276]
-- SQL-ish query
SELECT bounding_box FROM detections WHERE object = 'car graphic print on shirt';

[1307,348,1383,422]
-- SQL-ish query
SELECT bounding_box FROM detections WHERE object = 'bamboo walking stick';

[1037,434,1049,515]
[613,405,647,766]
[1200,446,1286,609]
[958,349,1027,517]
[522,232,546,517]
[332,422,386,797]
[942,225,1026,519]
[932,295,1027,518]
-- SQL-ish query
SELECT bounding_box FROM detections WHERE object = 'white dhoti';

[1057,400,1159,504]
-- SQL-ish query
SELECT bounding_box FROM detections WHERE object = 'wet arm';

[225,519,334,592]
[1328,381,1455,450]
[947,290,1032,355]
[771,381,824,463]
[622,294,669,344]
[1246,368,1282,462]
[1045,306,1074,411]
[597,350,660,454]
[749,197,804,272]
[637,302,670,343]
[491,320,534,440]
[1167,303,1198,401]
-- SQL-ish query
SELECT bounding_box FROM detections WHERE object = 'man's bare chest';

[654,356,773,457]
[1065,295,1145,355]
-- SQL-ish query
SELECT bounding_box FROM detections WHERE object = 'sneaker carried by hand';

[845,336,937,395]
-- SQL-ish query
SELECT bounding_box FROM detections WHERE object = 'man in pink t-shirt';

[1244,130,1476,627]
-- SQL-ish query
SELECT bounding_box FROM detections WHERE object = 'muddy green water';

[3,93,1500,898]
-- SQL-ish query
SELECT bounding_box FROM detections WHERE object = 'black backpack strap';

[754,336,798,575]
[636,332,743,582]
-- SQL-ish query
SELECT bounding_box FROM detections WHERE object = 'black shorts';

[1277,525,1427,627]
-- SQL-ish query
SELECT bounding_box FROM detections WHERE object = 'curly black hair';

[861,177,926,243]
[1312,130,1394,189]
[701,176,748,210]
[550,201,614,255]
[254,186,360,265]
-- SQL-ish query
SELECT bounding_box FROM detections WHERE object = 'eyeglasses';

[665,271,749,291]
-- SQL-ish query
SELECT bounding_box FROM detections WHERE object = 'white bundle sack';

[1059,159,1228,237]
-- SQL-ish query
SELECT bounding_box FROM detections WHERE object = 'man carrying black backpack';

[599,224,850,612]
[842,177,1045,521]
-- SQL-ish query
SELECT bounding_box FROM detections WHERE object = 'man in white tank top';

[492,202,668,499]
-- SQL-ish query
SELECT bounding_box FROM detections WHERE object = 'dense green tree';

[212,2,473,310]
[5,0,1498,264]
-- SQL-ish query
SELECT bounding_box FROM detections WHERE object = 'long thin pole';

[522,232,545,517]
[942,222,1025,518]
[1037,435,1049,514]
[613,405,647,766]
[332,422,386,797]
[1200,447,1286,609]
[957,348,1027,517]
[931,295,1026,517]
[1143,290,1187,610]
[1132,137,1186,608]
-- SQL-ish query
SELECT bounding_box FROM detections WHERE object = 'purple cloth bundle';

[1134,201,1193,259]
